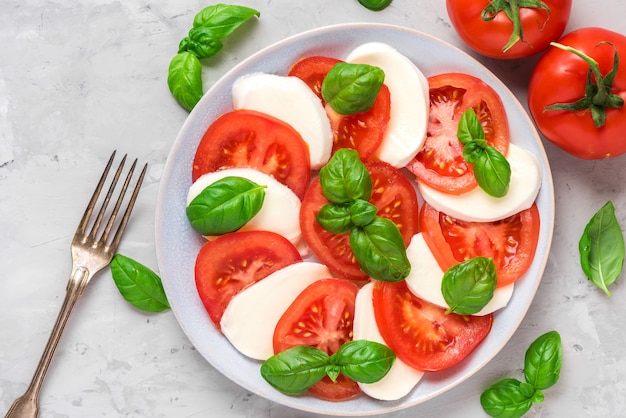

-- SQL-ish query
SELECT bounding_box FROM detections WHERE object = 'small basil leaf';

[524,330,562,391]
[180,26,223,58]
[260,346,329,394]
[186,176,266,235]
[457,108,485,145]
[330,340,395,384]
[357,0,393,11]
[349,199,378,227]
[480,378,535,418]
[325,365,341,382]
[317,203,353,234]
[350,216,410,282]
[441,257,497,315]
[192,4,260,38]
[322,62,385,115]
[319,148,372,204]
[473,146,511,198]
[110,254,170,312]
[579,200,625,296]
[167,51,203,111]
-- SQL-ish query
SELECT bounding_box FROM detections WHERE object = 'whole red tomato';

[528,27,626,159]
[446,0,571,59]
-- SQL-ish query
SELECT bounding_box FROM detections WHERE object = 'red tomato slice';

[406,73,510,194]
[372,280,493,372]
[273,278,361,401]
[191,109,311,199]
[288,55,341,100]
[195,231,302,330]
[420,202,540,287]
[300,161,419,281]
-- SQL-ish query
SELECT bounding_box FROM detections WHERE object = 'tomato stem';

[544,42,624,128]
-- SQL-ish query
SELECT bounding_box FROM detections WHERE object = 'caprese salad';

[184,41,542,402]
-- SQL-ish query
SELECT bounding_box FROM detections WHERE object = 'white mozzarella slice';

[418,143,542,222]
[405,233,514,315]
[187,168,307,255]
[220,262,331,360]
[231,72,332,170]
[353,282,424,400]
[346,42,429,168]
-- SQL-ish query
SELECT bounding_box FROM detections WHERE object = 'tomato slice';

[420,202,540,287]
[195,231,302,330]
[288,55,341,100]
[300,161,419,281]
[372,280,493,372]
[406,73,510,194]
[273,278,361,401]
[191,109,311,199]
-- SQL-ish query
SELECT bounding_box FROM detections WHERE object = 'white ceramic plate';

[155,22,555,416]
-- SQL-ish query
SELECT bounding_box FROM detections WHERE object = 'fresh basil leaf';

[319,148,372,204]
[167,51,203,111]
[330,340,395,384]
[186,176,266,235]
[524,330,562,391]
[480,378,536,418]
[350,216,410,282]
[179,26,223,59]
[322,62,385,115]
[192,4,260,38]
[357,0,393,11]
[110,254,170,312]
[457,107,485,145]
[260,346,329,394]
[349,199,378,227]
[441,256,497,315]
[316,203,353,234]
[579,200,625,296]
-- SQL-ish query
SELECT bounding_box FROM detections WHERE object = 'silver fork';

[5,151,147,418]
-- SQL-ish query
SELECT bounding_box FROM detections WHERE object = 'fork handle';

[5,267,90,418]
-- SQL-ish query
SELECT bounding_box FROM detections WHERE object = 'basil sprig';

[321,62,385,115]
[458,109,511,198]
[441,257,497,315]
[481,331,562,418]
[579,200,625,296]
[186,176,266,236]
[167,4,260,111]
[110,254,170,312]
[261,340,395,394]
[357,0,393,11]
[316,149,411,282]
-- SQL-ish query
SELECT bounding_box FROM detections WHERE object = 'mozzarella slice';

[220,262,331,360]
[404,233,514,316]
[232,72,332,170]
[345,42,429,168]
[418,143,542,222]
[353,282,424,400]
[187,168,307,255]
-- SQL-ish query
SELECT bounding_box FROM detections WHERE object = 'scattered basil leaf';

[167,51,203,111]
[579,200,625,296]
[260,346,330,394]
[330,340,395,384]
[350,216,410,282]
[179,26,224,59]
[441,256,497,315]
[110,254,170,312]
[322,62,385,115]
[349,199,378,227]
[192,4,260,37]
[357,0,393,11]
[458,109,511,198]
[480,378,536,418]
[319,148,372,204]
[316,203,353,234]
[186,176,266,236]
[524,330,562,391]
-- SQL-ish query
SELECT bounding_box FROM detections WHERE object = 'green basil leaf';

[167,51,203,111]
[480,378,535,418]
[441,256,497,315]
[179,27,223,58]
[319,148,372,204]
[110,254,170,312]
[458,107,485,145]
[186,176,266,235]
[579,200,625,296]
[349,199,378,227]
[350,216,410,282]
[473,146,511,198]
[316,203,353,234]
[524,330,562,391]
[322,62,385,115]
[357,0,393,11]
[260,346,329,394]
[330,340,395,384]
[192,4,260,38]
